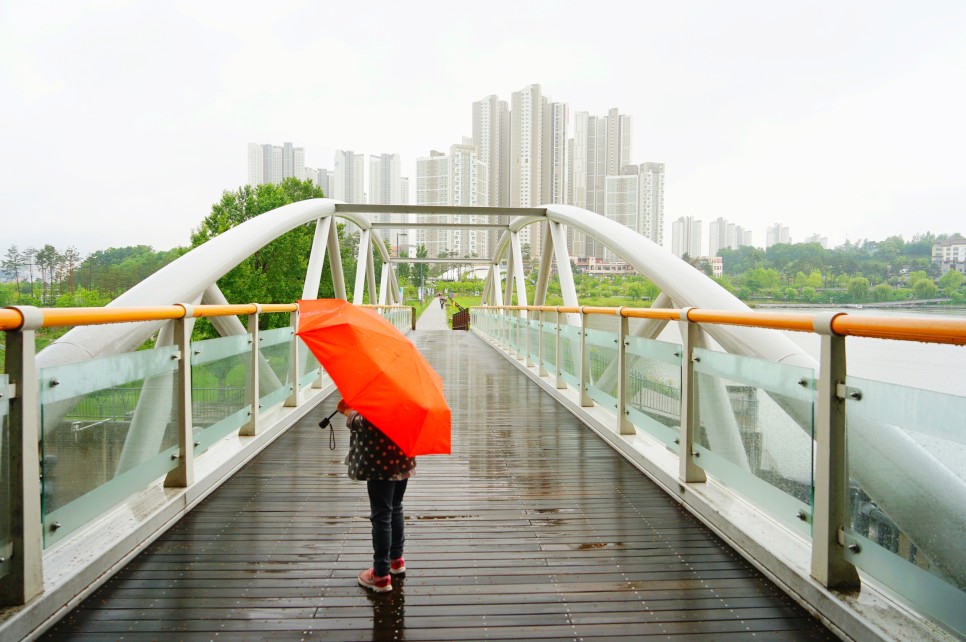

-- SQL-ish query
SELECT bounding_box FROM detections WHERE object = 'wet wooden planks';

[41,329,837,641]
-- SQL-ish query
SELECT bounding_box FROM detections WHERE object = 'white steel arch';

[34,199,966,588]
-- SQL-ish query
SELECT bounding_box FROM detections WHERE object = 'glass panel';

[626,337,681,447]
[692,347,815,535]
[39,347,180,546]
[299,348,321,389]
[527,318,540,363]
[540,319,557,375]
[508,315,522,353]
[558,324,581,388]
[845,376,965,635]
[844,530,965,638]
[0,374,10,579]
[585,327,619,410]
[258,327,293,411]
[191,335,250,441]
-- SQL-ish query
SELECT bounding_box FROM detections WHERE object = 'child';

[336,399,416,592]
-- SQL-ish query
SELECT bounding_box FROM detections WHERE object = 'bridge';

[1,201,964,640]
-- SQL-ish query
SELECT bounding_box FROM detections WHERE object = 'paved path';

[415,297,452,330]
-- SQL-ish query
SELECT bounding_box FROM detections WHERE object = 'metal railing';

[0,302,412,636]
[471,304,966,640]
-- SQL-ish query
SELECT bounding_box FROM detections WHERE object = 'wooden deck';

[41,328,837,641]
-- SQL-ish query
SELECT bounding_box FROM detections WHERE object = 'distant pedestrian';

[438,292,445,309]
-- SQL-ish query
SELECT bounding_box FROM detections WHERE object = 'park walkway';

[40,321,836,641]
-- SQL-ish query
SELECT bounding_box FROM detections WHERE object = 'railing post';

[579,307,592,407]
[164,310,194,488]
[616,308,634,435]
[678,309,707,483]
[525,308,535,367]
[240,305,261,437]
[285,310,299,407]
[554,309,565,389]
[537,309,548,377]
[812,312,861,589]
[0,307,43,605]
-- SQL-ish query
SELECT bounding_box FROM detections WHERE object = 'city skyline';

[3,2,965,257]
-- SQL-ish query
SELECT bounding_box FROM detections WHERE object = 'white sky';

[2,0,965,258]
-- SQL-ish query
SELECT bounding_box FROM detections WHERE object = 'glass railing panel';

[507,316,522,353]
[558,324,581,389]
[191,334,251,449]
[585,327,619,410]
[39,347,180,547]
[527,318,540,363]
[625,337,682,448]
[0,373,11,580]
[844,376,965,636]
[257,327,293,410]
[692,347,815,537]
[298,346,321,389]
[540,320,557,375]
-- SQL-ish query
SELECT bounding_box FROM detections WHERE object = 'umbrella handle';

[319,409,339,450]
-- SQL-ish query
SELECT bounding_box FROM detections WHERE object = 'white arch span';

[36,199,965,588]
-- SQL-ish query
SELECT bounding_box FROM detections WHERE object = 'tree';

[913,279,938,299]
[938,269,965,295]
[191,178,330,337]
[848,277,870,302]
[871,283,894,302]
[2,245,23,302]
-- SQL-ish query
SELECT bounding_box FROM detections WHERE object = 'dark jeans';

[366,479,408,577]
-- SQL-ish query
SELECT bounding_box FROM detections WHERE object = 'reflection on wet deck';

[41,329,836,640]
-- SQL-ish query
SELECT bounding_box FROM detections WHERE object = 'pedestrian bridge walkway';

[38,324,835,641]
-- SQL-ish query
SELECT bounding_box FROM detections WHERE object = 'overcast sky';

[2,0,965,258]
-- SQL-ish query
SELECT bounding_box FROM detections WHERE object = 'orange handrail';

[473,305,966,346]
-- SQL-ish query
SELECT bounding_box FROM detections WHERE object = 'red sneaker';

[390,557,406,575]
[357,568,391,592]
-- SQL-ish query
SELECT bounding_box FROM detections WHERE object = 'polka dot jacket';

[344,410,416,481]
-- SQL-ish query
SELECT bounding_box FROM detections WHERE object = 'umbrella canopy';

[296,298,451,456]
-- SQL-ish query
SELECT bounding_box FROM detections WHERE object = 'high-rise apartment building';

[333,150,365,204]
[368,153,403,205]
[708,218,753,254]
[804,233,828,248]
[472,95,510,259]
[570,108,632,258]
[248,142,306,186]
[543,101,569,206]
[415,151,450,257]
[602,162,664,260]
[765,223,791,248]
[671,216,703,258]
[510,84,546,256]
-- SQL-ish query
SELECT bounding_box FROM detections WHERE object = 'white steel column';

[509,231,528,309]
[678,309,707,483]
[812,312,860,589]
[616,308,633,435]
[578,307,592,407]
[285,310,300,407]
[327,220,347,300]
[533,222,553,305]
[302,216,332,300]
[1,307,43,605]
[353,229,371,305]
[240,306,261,437]
[164,310,195,487]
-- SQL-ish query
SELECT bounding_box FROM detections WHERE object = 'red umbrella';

[296,298,451,456]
